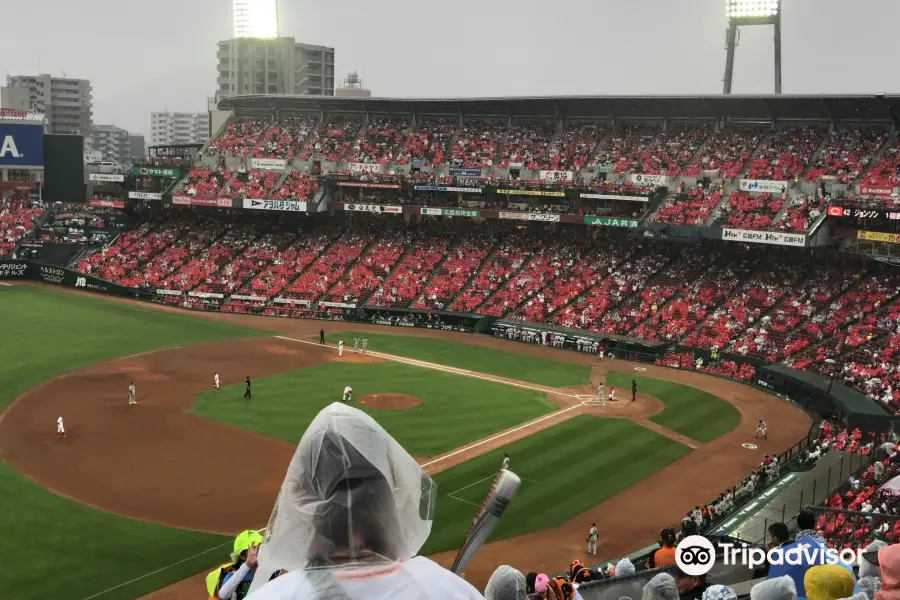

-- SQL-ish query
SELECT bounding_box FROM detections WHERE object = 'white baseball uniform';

[501,456,510,470]
[597,384,605,402]
[214,373,220,391]
[338,341,344,357]
[343,386,353,402]
[756,421,768,438]
[362,338,368,353]
[588,525,598,555]
[57,416,65,435]
[129,383,136,406]
[353,338,359,353]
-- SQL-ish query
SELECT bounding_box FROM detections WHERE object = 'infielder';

[338,340,344,357]
[57,414,66,439]
[587,522,598,555]
[353,337,359,353]
[501,453,510,470]
[128,382,137,406]
[361,337,368,353]
[756,419,768,439]
[214,372,220,392]
[343,385,353,403]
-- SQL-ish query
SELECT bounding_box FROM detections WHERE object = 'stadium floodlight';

[233,0,279,39]
[726,0,780,20]
[722,0,782,94]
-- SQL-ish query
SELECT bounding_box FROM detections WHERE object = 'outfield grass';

[606,372,741,443]
[0,286,262,600]
[320,331,591,387]
[419,415,692,554]
[190,361,556,456]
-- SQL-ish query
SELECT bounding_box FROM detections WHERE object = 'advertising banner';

[413,185,482,193]
[539,170,573,183]
[499,211,560,222]
[128,191,162,201]
[630,174,668,187]
[448,168,482,177]
[349,163,383,174]
[739,179,788,194]
[858,230,900,244]
[242,199,308,212]
[580,193,649,202]
[860,183,895,198]
[273,297,311,307]
[583,216,640,228]
[410,158,425,167]
[335,181,401,189]
[188,291,224,299]
[89,198,126,208]
[594,162,615,172]
[0,123,43,167]
[721,228,806,247]
[250,158,287,171]
[33,264,130,295]
[343,203,402,214]
[319,301,356,309]
[89,173,125,183]
[0,260,29,280]
[134,167,180,178]
[229,294,267,302]
[155,289,182,296]
[172,195,232,207]
[421,207,480,217]
[496,188,566,198]
[827,206,900,220]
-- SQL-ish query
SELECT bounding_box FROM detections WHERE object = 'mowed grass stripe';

[420,416,692,554]
[322,331,591,388]
[607,372,740,443]
[190,361,556,457]
[0,286,262,600]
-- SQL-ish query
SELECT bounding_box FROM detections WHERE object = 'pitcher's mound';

[358,393,421,410]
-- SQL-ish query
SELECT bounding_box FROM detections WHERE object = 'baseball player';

[353,337,359,353]
[632,379,637,402]
[57,414,66,439]
[587,522,599,555]
[361,337,368,353]
[756,419,768,439]
[128,382,136,406]
[597,382,605,403]
[608,386,615,402]
[501,453,510,470]
[338,340,344,357]
[244,377,252,400]
[343,385,353,403]
[214,372,220,392]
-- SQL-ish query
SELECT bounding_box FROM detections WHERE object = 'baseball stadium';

[4,3,900,600]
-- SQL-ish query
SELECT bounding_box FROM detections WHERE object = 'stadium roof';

[218,94,900,123]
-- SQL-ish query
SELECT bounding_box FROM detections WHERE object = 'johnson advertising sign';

[0,123,43,167]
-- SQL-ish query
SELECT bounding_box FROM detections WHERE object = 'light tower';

[722,0,782,94]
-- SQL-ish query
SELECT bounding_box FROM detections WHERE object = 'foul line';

[449,475,495,496]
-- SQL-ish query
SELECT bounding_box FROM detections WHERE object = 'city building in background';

[233,0,278,38]
[90,124,130,166]
[1,74,92,136]
[129,134,145,160]
[150,112,210,147]
[335,71,372,98]
[216,37,334,100]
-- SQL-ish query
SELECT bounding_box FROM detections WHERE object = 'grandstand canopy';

[218,94,900,123]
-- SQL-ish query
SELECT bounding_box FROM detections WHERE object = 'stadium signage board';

[739,179,787,194]
[721,228,806,247]
[127,192,162,201]
[857,230,900,244]
[230,294,267,302]
[335,181,402,189]
[421,207,480,217]
[0,123,43,167]
[630,174,668,187]
[826,206,900,220]
[349,162,383,174]
[581,193,649,202]
[319,301,356,309]
[155,289,182,296]
[273,297,311,307]
[413,185,482,193]
[172,195,232,207]
[874,256,900,268]
[448,168,482,177]
[343,203,402,214]
[495,188,565,198]
[499,211,560,222]
[860,183,895,198]
[188,291,224,299]
[0,260,29,279]
[593,162,615,173]
[90,198,126,208]
[583,217,639,228]
[250,158,287,171]
[134,167,179,178]
[539,170,573,182]
[242,199,307,212]
[89,173,125,183]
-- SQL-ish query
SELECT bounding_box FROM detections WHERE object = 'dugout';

[490,319,667,361]
[758,364,899,431]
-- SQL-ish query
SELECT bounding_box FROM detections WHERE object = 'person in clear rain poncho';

[484,565,526,600]
[246,402,484,599]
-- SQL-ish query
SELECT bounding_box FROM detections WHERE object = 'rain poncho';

[860,542,889,579]
[750,575,798,600]
[616,557,636,577]
[484,566,526,600]
[876,544,900,600]
[859,576,883,600]
[643,573,679,600]
[702,585,738,600]
[246,403,482,599]
[805,565,855,600]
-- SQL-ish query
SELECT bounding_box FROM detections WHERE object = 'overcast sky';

[1,0,899,137]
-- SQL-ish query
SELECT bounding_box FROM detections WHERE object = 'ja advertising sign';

[0,123,43,167]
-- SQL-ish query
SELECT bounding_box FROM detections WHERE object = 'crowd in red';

[396,118,457,167]
[656,351,757,381]
[804,128,887,184]
[746,127,825,181]
[497,121,555,170]
[713,190,784,231]
[347,118,409,165]
[0,193,43,257]
[652,186,722,226]
[176,166,319,202]
[684,129,762,179]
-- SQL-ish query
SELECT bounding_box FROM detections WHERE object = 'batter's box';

[576,395,598,401]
